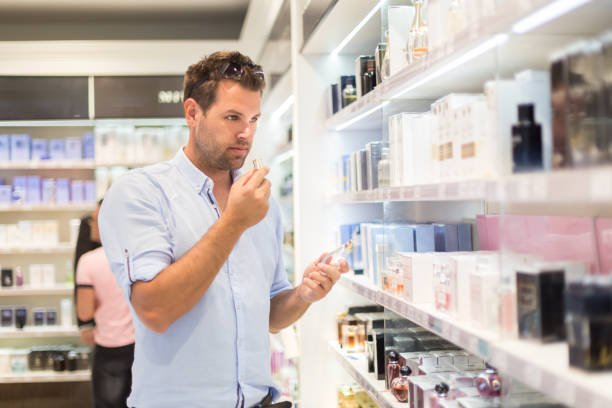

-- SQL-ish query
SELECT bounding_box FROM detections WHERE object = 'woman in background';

[75,199,135,408]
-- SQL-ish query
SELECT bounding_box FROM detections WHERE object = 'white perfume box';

[29,265,42,287]
[42,264,55,288]
[388,6,415,77]
[399,252,434,304]
[449,254,477,320]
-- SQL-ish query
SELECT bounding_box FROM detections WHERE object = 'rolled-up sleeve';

[269,200,293,298]
[99,171,174,300]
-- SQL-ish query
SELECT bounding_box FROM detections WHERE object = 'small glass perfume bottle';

[448,0,467,39]
[390,366,412,402]
[512,104,543,172]
[475,363,502,397]
[407,0,429,63]
[325,240,353,265]
[342,83,357,107]
[386,350,402,389]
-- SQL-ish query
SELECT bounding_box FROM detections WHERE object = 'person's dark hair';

[183,51,266,113]
[73,199,103,276]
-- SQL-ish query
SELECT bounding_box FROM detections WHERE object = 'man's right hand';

[223,167,271,229]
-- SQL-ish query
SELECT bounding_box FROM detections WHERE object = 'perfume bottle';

[407,0,428,63]
[325,240,353,265]
[448,0,467,39]
[14,267,24,287]
[474,364,502,397]
[342,83,357,107]
[362,59,377,95]
[15,307,26,329]
[386,350,402,389]
[377,147,390,187]
[512,104,543,172]
[390,366,412,402]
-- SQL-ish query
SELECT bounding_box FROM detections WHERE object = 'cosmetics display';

[0,220,60,249]
[0,176,96,206]
[391,365,412,402]
[94,125,187,165]
[0,133,94,162]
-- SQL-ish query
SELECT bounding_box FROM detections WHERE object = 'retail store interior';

[0,0,611,407]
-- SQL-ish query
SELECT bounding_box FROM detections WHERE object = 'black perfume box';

[517,268,566,341]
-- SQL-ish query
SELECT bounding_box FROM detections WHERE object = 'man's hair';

[183,51,266,113]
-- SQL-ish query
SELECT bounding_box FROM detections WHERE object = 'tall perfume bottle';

[342,83,357,107]
[386,350,402,389]
[407,0,429,63]
[512,104,543,172]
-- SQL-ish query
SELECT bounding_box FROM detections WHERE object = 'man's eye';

[250,117,259,124]
[226,115,239,121]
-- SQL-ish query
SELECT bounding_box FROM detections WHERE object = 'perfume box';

[1,307,13,326]
[399,252,434,304]
[516,266,566,341]
[64,138,82,160]
[0,135,9,161]
[71,180,84,203]
[84,180,96,203]
[434,223,459,252]
[391,224,416,253]
[470,253,501,328]
[567,41,606,166]
[365,141,383,190]
[42,264,55,288]
[29,265,42,287]
[48,139,65,161]
[0,185,11,205]
[330,83,340,115]
[31,139,49,161]
[12,176,27,203]
[565,278,612,370]
[450,254,476,320]
[33,308,45,326]
[82,132,95,160]
[26,176,41,204]
[457,223,473,251]
[1,268,13,287]
[340,75,356,108]
[388,6,415,77]
[415,224,435,252]
[41,178,56,204]
[10,134,31,161]
[55,178,70,204]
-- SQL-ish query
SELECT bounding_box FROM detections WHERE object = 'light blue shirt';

[99,148,292,408]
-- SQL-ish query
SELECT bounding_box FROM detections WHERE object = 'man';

[99,51,348,408]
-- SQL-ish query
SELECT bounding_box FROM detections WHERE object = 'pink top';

[76,247,135,347]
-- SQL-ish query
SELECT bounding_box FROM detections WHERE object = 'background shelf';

[0,371,90,384]
[0,326,79,339]
[0,284,74,297]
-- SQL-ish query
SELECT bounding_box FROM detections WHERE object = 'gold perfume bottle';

[407,0,429,63]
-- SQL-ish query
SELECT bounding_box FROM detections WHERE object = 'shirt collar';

[172,147,244,194]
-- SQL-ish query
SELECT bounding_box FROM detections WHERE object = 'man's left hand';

[297,253,350,304]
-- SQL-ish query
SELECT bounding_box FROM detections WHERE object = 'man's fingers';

[244,167,269,188]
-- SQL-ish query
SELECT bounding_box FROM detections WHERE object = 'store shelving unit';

[0,371,90,384]
[329,165,612,204]
[0,284,74,297]
[0,326,79,339]
[328,341,402,408]
[0,161,97,170]
[0,204,95,212]
[292,0,612,407]
[0,244,75,255]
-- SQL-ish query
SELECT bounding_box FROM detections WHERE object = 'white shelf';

[0,370,90,384]
[0,203,94,212]
[0,284,74,297]
[95,161,156,168]
[339,274,612,408]
[0,326,79,339]
[0,160,96,170]
[329,341,404,408]
[0,243,75,255]
[329,166,612,204]
[325,0,612,131]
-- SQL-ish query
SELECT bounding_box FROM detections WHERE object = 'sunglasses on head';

[186,61,265,100]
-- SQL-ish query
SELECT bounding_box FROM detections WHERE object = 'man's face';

[192,79,261,171]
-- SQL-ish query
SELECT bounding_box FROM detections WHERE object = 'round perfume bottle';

[386,350,402,389]
[390,366,412,402]
[475,363,502,397]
